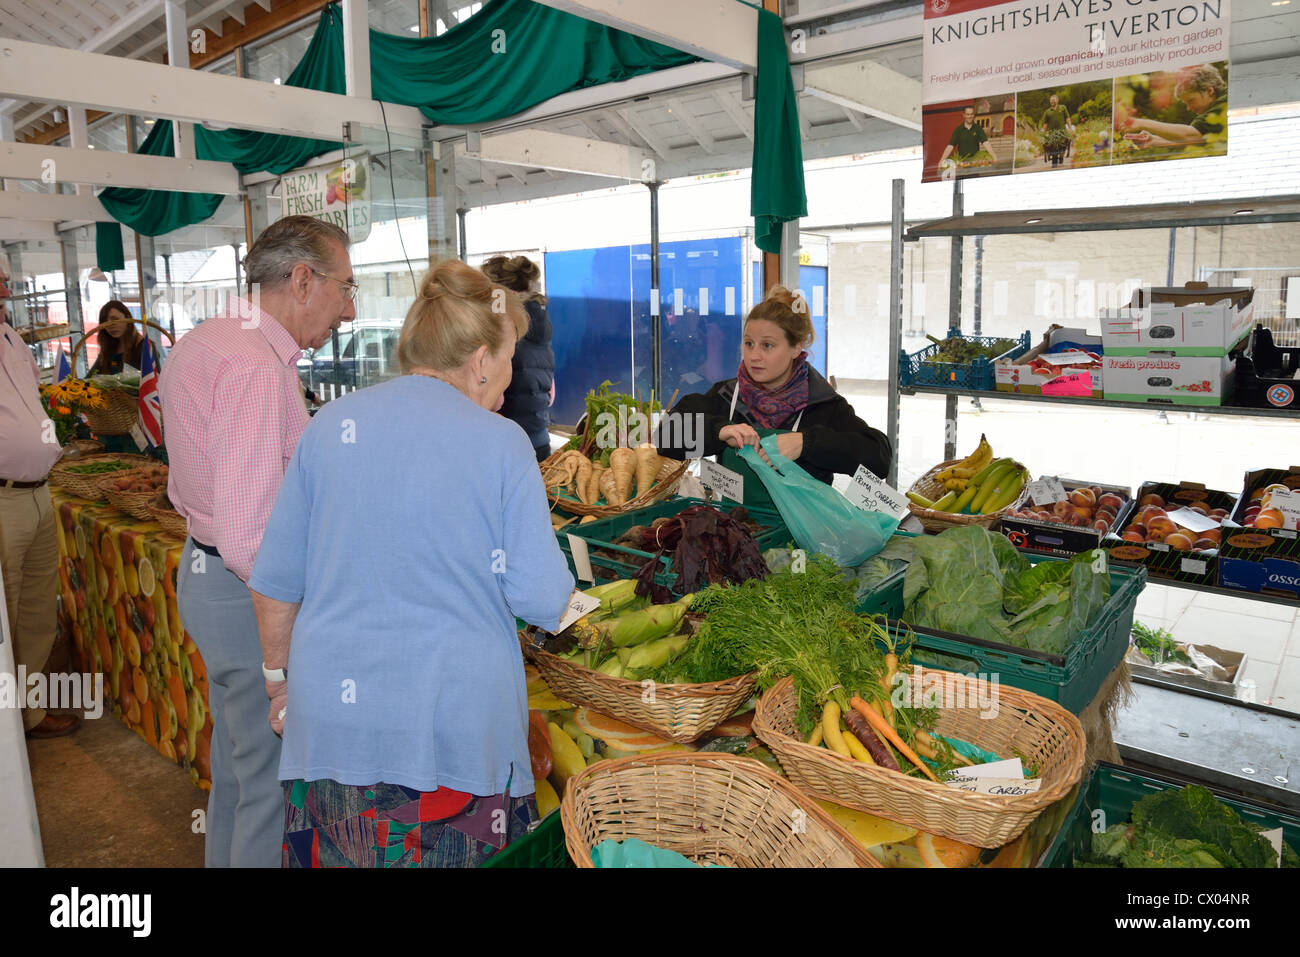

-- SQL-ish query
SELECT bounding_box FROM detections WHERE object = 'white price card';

[951,757,1024,779]
[846,466,909,520]
[555,589,602,634]
[700,459,744,503]
[948,777,1043,796]
[566,534,595,584]
[1267,488,1300,531]
[1045,351,1099,366]
[1180,558,1208,576]
[1165,507,1220,535]
[1027,476,1068,507]
[1261,828,1284,867]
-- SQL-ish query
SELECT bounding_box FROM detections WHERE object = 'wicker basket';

[48,453,154,500]
[69,319,174,435]
[523,630,755,743]
[752,672,1087,848]
[539,449,687,519]
[561,753,882,868]
[148,505,189,539]
[98,468,168,522]
[906,457,1029,534]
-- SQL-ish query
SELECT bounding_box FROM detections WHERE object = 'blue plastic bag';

[738,436,898,567]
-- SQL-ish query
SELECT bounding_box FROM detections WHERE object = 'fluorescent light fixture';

[1235,208,1255,215]
[1025,217,1043,224]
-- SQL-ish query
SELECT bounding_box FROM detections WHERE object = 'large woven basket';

[523,631,756,743]
[752,672,1086,848]
[561,753,882,868]
[906,457,1028,534]
[539,449,687,519]
[69,318,174,435]
[48,453,153,500]
[97,466,168,521]
[148,505,189,539]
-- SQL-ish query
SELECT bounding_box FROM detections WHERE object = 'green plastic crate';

[558,498,790,593]
[856,557,1147,715]
[1041,761,1300,868]
[479,810,571,868]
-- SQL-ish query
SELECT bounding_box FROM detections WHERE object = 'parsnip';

[574,455,595,505]
[634,444,658,498]
[587,463,605,505]
[609,447,636,502]
[599,468,625,506]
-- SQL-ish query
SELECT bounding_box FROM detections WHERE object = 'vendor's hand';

[775,432,803,461]
[266,679,287,737]
[719,424,760,450]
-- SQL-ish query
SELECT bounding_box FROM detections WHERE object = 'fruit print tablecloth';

[52,488,212,790]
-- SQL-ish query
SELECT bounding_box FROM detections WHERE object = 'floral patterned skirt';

[282,777,537,868]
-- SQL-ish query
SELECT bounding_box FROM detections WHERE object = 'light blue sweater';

[249,375,574,796]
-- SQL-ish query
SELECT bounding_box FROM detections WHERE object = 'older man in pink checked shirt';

[161,216,355,867]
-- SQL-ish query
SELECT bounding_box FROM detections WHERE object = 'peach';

[1148,517,1178,540]
[1249,488,1266,503]
[1097,493,1124,512]
[1198,527,1221,544]
[1090,486,1104,499]
[1140,493,1165,508]
[1070,488,1097,508]
[1121,530,1146,543]
[1093,519,1110,533]
[1096,508,1117,525]
[1193,538,1219,550]
[1255,508,1285,530]
[1053,500,1074,518]
[1165,533,1194,551]
[1129,522,1148,538]
[1190,500,1211,513]
[1188,504,1209,516]
[1209,508,1229,519]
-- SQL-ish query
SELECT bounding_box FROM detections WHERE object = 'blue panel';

[799,265,829,376]
[543,245,634,425]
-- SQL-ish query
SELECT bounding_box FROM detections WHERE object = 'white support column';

[0,112,15,191]
[165,0,196,160]
[342,0,372,101]
[67,108,89,196]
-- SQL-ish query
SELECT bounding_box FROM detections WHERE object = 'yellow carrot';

[822,702,852,758]
[806,724,824,747]
[841,721,877,765]
[850,696,941,783]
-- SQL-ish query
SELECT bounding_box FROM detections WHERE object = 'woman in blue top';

[248,260,575,868]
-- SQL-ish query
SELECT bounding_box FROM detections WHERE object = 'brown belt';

[0,477,46,489]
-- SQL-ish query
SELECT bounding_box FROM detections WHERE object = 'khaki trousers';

[0,484,59,731]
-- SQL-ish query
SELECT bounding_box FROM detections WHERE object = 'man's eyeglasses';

[283,268,359,301]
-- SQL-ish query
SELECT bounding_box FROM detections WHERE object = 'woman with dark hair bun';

[479,255,555,462]
[89,300,144,375]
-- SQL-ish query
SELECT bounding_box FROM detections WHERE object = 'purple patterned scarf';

[735,351,810,429]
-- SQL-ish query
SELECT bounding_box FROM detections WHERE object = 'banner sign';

[280,155,372,242]
[921,0,1230,182]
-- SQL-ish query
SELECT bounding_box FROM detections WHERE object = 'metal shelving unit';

[884,181,1300,617]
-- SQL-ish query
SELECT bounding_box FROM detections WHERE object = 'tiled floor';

[1132,581,1300,710]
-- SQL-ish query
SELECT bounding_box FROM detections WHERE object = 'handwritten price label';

[846,466,909,521]
[555,590,602,633]
[701,459,744,503]
[1027,476,1068,506]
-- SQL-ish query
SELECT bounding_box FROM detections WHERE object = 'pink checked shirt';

[159,297,308,583]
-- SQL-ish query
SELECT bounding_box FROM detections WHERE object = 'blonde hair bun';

[398,260,528,375]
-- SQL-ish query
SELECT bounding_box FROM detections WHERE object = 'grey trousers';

[177,538,282,868]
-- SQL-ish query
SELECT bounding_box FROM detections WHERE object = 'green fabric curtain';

[751,8,806,254]
[369,0,697,125]
[98,121,224,237]
[98,0,807,255]
[95,221,125,272]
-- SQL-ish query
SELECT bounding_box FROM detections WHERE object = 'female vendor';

[655,286,892,506]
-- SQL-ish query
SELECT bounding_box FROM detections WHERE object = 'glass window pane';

[243,22,314,84]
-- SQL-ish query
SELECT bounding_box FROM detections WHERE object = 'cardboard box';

[1100,284,1255,356]
[995,326,1104,398]
[1125,643,1248,696]
[999,478,1131,557]
[1104,480,1236,586]
[1102,352,1235,406]
[1216,466,1300,601]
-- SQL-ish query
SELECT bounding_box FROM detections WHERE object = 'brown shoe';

[26,714,83,739]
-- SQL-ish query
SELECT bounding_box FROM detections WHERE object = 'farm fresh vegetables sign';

[280,155,372,243]
[921,0,1230,182]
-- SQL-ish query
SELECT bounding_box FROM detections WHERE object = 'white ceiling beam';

[251,0,273,11]
[615,108,672,160]
[0,141,242,194]
[463,128,652,181]
[841,105,865,131]
[803,59,922,132]
[125,0,244,62]
[82,0,163,53]
[70,3,113,33]
[224,2,246,26]
[665,97,715,154]
[530,0,758,72]
[0,219,58,241]
[0,2,65,45]
[716,89,753,142]
[0,190,111,223]
[37,3,95,44]
[0,37,427,142]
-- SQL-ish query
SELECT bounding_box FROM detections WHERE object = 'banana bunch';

[907,437,1029,516]
[930,434,992,491]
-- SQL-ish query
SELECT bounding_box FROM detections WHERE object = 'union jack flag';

[138,335,162,448]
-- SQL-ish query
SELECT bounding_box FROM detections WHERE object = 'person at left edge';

[249,260,574,867]
[159,215,356,867]
[0,252,79,738]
